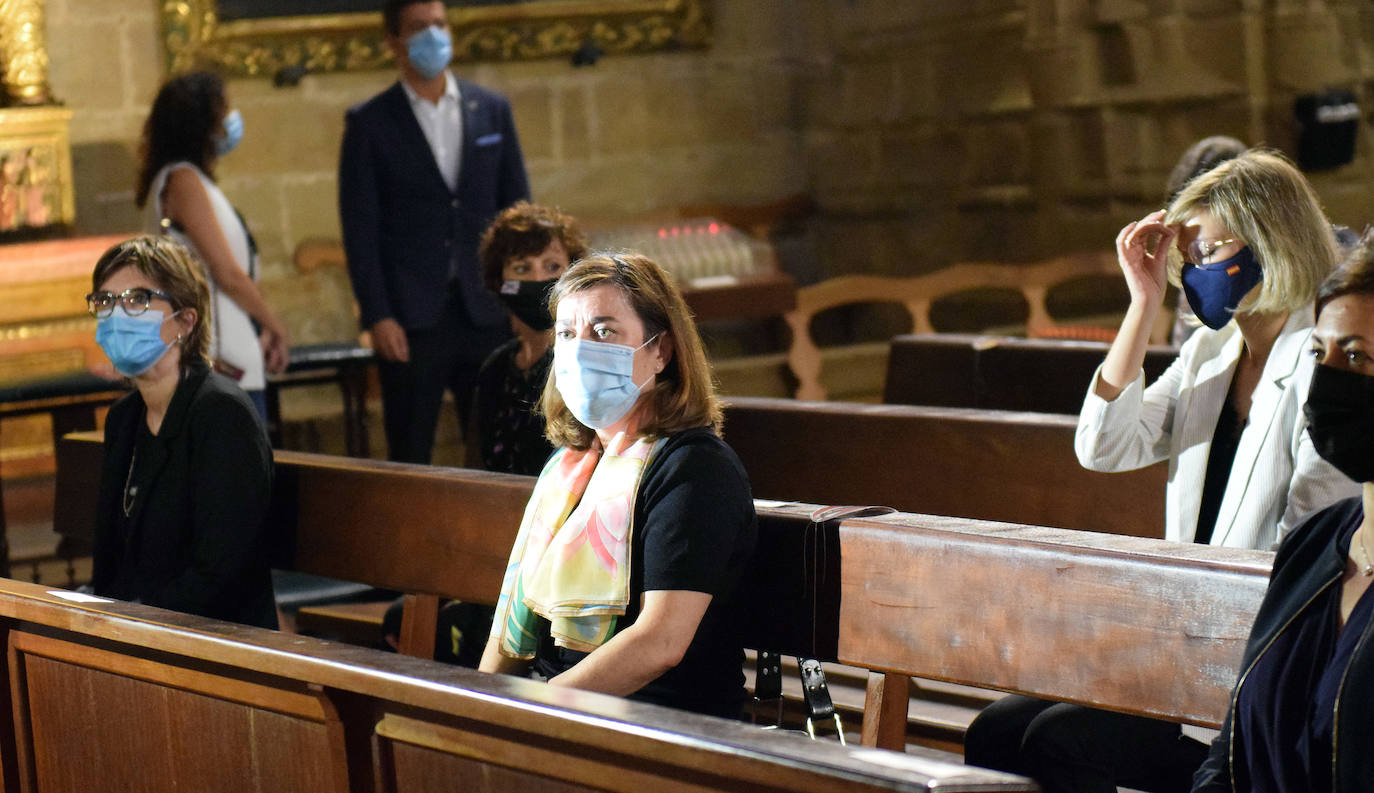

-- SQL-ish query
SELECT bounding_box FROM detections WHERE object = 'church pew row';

[882,333,1177,415]
[719,397,1168,539]
[54,434,1269,754]
[0,580,1028,793]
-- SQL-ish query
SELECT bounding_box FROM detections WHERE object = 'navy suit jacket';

[338,76,530,331]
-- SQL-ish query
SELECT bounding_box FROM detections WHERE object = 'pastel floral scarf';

[492,431,663,657]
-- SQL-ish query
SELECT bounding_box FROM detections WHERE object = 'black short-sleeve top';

[475,338,555,476]
[533,426,759,717]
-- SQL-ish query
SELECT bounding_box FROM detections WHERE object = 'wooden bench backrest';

[783,255,1175,400]
[834,512,1271,747]
[55,433,829,659]
[883,334,1177,414]
[54,433,1265,752]
[722,397,1167,538]
[0,579,1028,792]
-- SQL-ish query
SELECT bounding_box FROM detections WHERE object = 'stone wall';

[800,0,1374,278]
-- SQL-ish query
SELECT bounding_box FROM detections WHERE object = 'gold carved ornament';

[161,0,711,77]
[0,0,51,104]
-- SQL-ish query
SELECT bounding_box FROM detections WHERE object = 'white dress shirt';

[401,71,462,193]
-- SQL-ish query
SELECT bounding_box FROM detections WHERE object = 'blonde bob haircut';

[541,252,722,450]
[91,235,212,371]
[1163,149,1335,316]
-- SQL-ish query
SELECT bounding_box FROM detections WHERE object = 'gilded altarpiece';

[0,0,73,236]
[0,1,102,479]
[162,0,711,76]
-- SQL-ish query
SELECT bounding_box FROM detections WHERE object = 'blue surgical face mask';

[216,109,243,157]
[406,25,452,81]
[1180,246,1264,330]
[553,334,659,430]
[95,307,174,377]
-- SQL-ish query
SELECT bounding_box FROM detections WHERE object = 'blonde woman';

[966,150,1359,793]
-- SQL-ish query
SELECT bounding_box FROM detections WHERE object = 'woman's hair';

[1164,149,1335,316]
[479,201,590,291]
[1317,227,1374,317]
[541,252,721,450]
[135,72,226,207]
[1165,136,1247,201]
[92,235,212,368]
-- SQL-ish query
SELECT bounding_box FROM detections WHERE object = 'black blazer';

[92,360,277,629]
[1193,497,1374,792]
[338,75,530,332]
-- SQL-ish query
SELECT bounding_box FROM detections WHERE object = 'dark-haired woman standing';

[136,71,288,418]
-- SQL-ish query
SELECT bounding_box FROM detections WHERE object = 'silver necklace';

[122,450,138,517]
[1355,527,1374,577]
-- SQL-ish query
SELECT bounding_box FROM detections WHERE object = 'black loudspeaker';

[1294,89,1360,172]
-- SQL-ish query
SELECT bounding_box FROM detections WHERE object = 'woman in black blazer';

[87,236,277,629]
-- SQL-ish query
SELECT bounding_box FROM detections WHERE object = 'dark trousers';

[378,296,508,464]
[963,695,1210,793]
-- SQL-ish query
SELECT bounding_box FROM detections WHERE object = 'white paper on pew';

[754,499,790,508]
[47,590,113,603]
[690,274,738,289]
[848,748,968,777]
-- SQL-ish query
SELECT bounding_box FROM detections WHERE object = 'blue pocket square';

[475,133,503,147]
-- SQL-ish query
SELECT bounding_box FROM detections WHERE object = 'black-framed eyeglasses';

[1185,237,1238,270]
[85,288,174,318]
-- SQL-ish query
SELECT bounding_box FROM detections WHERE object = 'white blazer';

[1075,308,1358,550]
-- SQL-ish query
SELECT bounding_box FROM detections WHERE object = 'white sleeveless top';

[146,162,265,391]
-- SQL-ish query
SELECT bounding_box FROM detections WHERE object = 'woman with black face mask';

[380,204,589,665]
[965,150,1360,793]
[471,201,589,476]
[1192,231,1374,792]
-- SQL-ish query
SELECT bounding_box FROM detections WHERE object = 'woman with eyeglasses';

[136,71,289,419]
[1193,231,1374,791]
[964,150,1359,793]
[87,236,277,630]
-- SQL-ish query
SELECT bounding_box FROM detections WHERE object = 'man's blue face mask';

[406,25,452,81]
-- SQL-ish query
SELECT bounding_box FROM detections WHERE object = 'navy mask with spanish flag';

[1181,246,1264,330]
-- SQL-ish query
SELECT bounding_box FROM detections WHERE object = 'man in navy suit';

[339,0,530,463]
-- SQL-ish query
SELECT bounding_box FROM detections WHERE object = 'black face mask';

[496,278,556,331]
[1303,364,1374,483]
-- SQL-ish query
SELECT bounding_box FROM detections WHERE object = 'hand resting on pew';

[479,252,759,719]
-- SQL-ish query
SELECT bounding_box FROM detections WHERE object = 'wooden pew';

[0,579,1029,792]
[782,255,1177,401]
[54,434,1268,756]
[721,397,1168,539]
[54,433,830,663]
[837,512,1271,749]
[882,333,1177,414]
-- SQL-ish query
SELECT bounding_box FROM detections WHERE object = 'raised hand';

[1115,210,1176,310]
